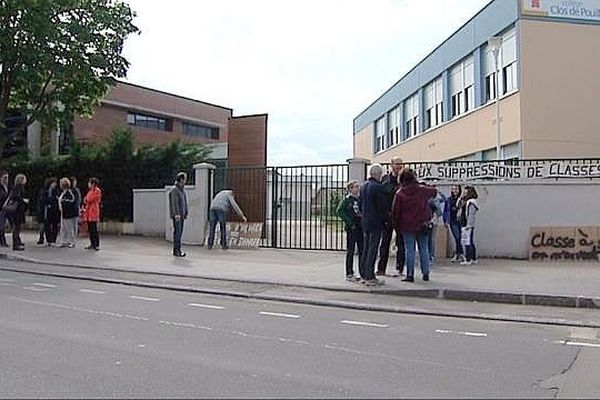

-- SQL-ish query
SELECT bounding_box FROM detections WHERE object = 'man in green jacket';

[336,180,363,282]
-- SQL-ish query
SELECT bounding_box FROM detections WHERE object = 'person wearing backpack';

[58,178,79,248]
[336,180,363,282]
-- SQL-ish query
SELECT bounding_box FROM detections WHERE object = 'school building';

[353,0,600,163]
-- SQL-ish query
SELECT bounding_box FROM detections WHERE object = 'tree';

[0,0,139,154]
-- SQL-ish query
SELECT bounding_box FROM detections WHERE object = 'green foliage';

[0,0,139,152]
[0,128,211,222]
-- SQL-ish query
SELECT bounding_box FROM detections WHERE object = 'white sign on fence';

[204,222,263,250]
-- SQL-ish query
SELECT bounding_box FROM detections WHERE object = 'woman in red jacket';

[392,168,438,282]
[82,177,102,251]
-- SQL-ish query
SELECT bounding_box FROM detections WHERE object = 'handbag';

[2,196,18,216]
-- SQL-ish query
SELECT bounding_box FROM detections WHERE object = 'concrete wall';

[519,19,600,158]
[133,188,167,236]
[436,181,600,259]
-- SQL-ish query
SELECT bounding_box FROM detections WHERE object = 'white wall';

[133,188,167,236]
[436,182,600,259]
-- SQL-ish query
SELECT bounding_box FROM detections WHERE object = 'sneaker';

[460,260,473,266]
[365,279,385,287]
[450,255,460,262]
[346,275,360,282]
[68,244,75,248]
[472,259,479,265]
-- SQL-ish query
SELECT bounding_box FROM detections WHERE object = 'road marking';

[435,329,488,337]
[341,320,389,328]
[22,286,51,292]
[555,340,600,348]
[259,311,301,319]
[0,278,15,282]
[79,289,107,295]
[188,303,225,310]
[0,282,18,287]
[33,283,57,288]
[129,295,161,302]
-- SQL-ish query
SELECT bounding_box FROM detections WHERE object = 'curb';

[1,252,599,310]
[1,263,599,329]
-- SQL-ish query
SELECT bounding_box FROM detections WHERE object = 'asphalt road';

[0,268,599,399]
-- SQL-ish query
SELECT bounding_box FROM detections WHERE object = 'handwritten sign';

[204,222,263,250]
[415,161,600,182]
[529,227,600,262]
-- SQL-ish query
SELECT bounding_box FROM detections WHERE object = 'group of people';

[337,157,480,286]
[168,172,247,257]
[0,171,103,251]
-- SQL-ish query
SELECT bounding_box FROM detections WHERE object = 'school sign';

[522,0,600,22]
[415,160,600,182]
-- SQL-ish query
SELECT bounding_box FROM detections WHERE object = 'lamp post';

[488,36,503,161]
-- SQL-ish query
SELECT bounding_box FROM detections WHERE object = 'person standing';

[336,180,363,282]
[377,156,405,277]
[0,171,10,248]
[44,178,61,246]
[359,164,387,286]
[459,186,480,266]
[168,172,188,258]
[70,176,82,235]
[58,178,78,248]
[36,178,51,245]
[82,178,102,251]
[4,174,28,251]
[207,189,247,250]
[428,188,447,263]
[392,168,438,282]
[445,185,464,262]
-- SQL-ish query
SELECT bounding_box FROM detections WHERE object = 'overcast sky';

[122,0,490,166]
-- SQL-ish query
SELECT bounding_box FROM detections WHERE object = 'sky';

[122,0,491,166]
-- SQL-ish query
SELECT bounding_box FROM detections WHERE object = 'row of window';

[127,112,219,140]
[374,28,518,153]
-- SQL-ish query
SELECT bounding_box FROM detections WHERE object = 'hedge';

[0,128,210,222]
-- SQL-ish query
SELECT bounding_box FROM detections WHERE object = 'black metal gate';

[211,164,349,251]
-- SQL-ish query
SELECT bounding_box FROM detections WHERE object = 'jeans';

[208,209,228,248]
[172,218,184,253]
[360,230,382,281]
[345,227,364,277]
[465,228,477,261]
[88,222,99,249]
[450,221,463,256]
[402,230,431,278]
[377,224,405,274]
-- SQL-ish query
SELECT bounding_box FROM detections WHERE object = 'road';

[0,268,599,398]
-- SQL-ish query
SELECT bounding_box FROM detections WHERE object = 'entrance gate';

[211,164,349,251]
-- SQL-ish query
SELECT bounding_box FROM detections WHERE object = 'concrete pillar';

[347,158,369,184]
[165,163,215,245]
[27,121,41,159]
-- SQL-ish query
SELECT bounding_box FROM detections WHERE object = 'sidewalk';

[1,232,600,309]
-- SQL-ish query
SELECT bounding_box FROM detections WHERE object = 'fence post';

[271,168,279,248]
[347,158,370,184]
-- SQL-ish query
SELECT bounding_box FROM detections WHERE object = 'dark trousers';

[465,228,477,261]
[345,228,364,277]
[450,221,463,256]
[360,229,382,281]
[88,222,99,248]
[172,218,184,254]
[377,225,405,274]
[45,220,60,244]
[11,222,22,248]
[208,209,228,248]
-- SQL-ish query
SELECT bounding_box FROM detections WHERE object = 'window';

[450,57,474,118]
[127,113,171,131]
[485,27,518,101]
[375,117,386,153]
[183,122,219,140]
[424,77,443,130]
[387,106,401,147]
[404,93,419,138]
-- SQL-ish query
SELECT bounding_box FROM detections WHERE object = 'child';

[459,186,479,266]
[336,180,363,282]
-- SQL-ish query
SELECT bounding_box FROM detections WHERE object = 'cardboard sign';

[529,227,600,262]
[204,222,263,250]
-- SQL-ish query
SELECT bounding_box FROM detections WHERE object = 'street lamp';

[488,36,503,161]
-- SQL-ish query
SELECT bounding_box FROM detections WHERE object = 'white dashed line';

[0,278,15,282]
[435,329,488,337]
[33,283,57,288]
[341,320,389,328]
[129,296,161,302]
[555,340,600,348]
[79,289,107,295]
[188,303,225,310]
[22,286,51,292]
[0,282,18,287]
[259,311,301,319]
